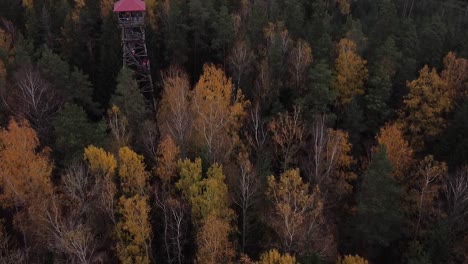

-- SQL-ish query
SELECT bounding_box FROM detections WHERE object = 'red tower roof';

[113,0,146,12]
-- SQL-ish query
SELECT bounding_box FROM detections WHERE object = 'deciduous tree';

[375,122,414,182]
[195,214,235,264]
[0,119,53,248]
[266,169,330,255]
[258,249,297,264]
[400,65,451,150]
[233,152,259,251]
[269,107,305,171]
[115,195,152,264]
[333,38,368,106]
[118,147,149,196]
[410,156,447,237]
[158,66,192,152]
[337,255,368,264]
[191,64,248,162]
[288,39,312,90]
[155,135,180,186]
[302,116,356,201]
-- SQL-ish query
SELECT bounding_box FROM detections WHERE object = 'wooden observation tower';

[113,0,154,105]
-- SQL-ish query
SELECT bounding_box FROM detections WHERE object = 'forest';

[0,0,468,263]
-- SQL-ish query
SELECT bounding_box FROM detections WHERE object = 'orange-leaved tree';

[0,119,53,246]
[154,134,180,187]
[375,122,414,182]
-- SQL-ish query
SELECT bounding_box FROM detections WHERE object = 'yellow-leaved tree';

[83,145,118,222]
[333,38,368,106]
[337,255,369,264]
[118,147,150,196]
[400,65,451,150]
[115,195,152,264]
[192,64,248,163]
[176,158,236,263]
[258,249,297,264]
[115,147,152,264]
[176,158,233,224]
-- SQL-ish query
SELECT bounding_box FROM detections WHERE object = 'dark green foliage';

[52,103,106,165]
[37,47,94,108]
[353,147,402,250]
[295,60,334,121]
[437,103,468,168]
[364,37,401,131]
[95,16,121,109]
[162,0,189,66]
[111,67,147,128]
[211,5,235,62]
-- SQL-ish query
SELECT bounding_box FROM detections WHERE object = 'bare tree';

[445,166,468,233]
[2,67,61,138]
[246,103,268,154]
[228,40,254,90]
[107,105,129,148]
[233,153,259,251]
[0,223,27,264]
[155,190,188,264]
[269,107,305,171]
[288,39,313,90]
[44,198,95,264]
[414,156,447,237]
[141,120,159,163]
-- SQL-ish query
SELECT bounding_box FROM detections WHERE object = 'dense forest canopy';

[0,0,468,263]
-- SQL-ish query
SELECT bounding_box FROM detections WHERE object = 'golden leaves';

[84,145,117,177]
[333,38,368,106]
[118,147,149,196]
[116,195,151,264]
[337,255,369,264]
[401,65,451,150]
[192,64,249,162]
[258,249,297,264]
